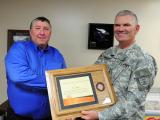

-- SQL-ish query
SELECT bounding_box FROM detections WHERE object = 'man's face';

[114,15,140,43]
[30,20,51,48]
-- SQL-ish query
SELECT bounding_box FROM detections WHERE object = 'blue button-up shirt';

[5,40,66,119]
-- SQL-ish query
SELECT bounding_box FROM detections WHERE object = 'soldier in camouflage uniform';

[81,10,157,120]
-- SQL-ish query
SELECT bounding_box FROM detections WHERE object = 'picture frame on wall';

[7,29,30,51]
[88,23,114,50]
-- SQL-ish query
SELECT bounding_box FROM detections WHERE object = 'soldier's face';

[114,15,140,43]
[30,20,51,48]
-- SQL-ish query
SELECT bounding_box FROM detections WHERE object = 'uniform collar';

[105,43,138,61]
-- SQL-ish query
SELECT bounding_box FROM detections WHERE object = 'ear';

[135,24,140,32]
[29,29,32,35]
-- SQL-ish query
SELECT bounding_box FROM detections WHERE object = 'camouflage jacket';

[95,44,157,120]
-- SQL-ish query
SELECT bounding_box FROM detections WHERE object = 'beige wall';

[0,0,160,104]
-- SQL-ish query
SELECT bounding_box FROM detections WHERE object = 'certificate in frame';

[45,64,117,120]
[56,73,98,110]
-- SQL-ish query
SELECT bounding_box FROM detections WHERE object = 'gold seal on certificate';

[96,82,105,91]
[45,64,117,120]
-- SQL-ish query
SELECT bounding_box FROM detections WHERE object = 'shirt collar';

[29,40,49,52]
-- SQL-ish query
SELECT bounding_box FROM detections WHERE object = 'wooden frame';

[45,64,117,120]
[7,29,30,51]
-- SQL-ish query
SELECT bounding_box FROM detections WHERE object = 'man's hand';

[81,110,99,120]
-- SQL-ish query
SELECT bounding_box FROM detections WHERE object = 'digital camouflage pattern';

[95,43,157,120]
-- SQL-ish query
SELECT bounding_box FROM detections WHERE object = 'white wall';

[0,0,160,104]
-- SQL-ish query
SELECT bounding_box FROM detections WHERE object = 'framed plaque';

[45,64,117,120]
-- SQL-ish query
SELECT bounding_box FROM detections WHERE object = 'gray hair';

[115,10,138,24]
[30,16,51,29]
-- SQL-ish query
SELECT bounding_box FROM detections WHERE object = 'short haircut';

[115,10,138,24]
[30,16,51,29]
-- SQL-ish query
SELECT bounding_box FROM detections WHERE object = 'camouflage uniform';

[95,44,157,120]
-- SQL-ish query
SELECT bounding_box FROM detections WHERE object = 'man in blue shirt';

[5,17,66,120]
